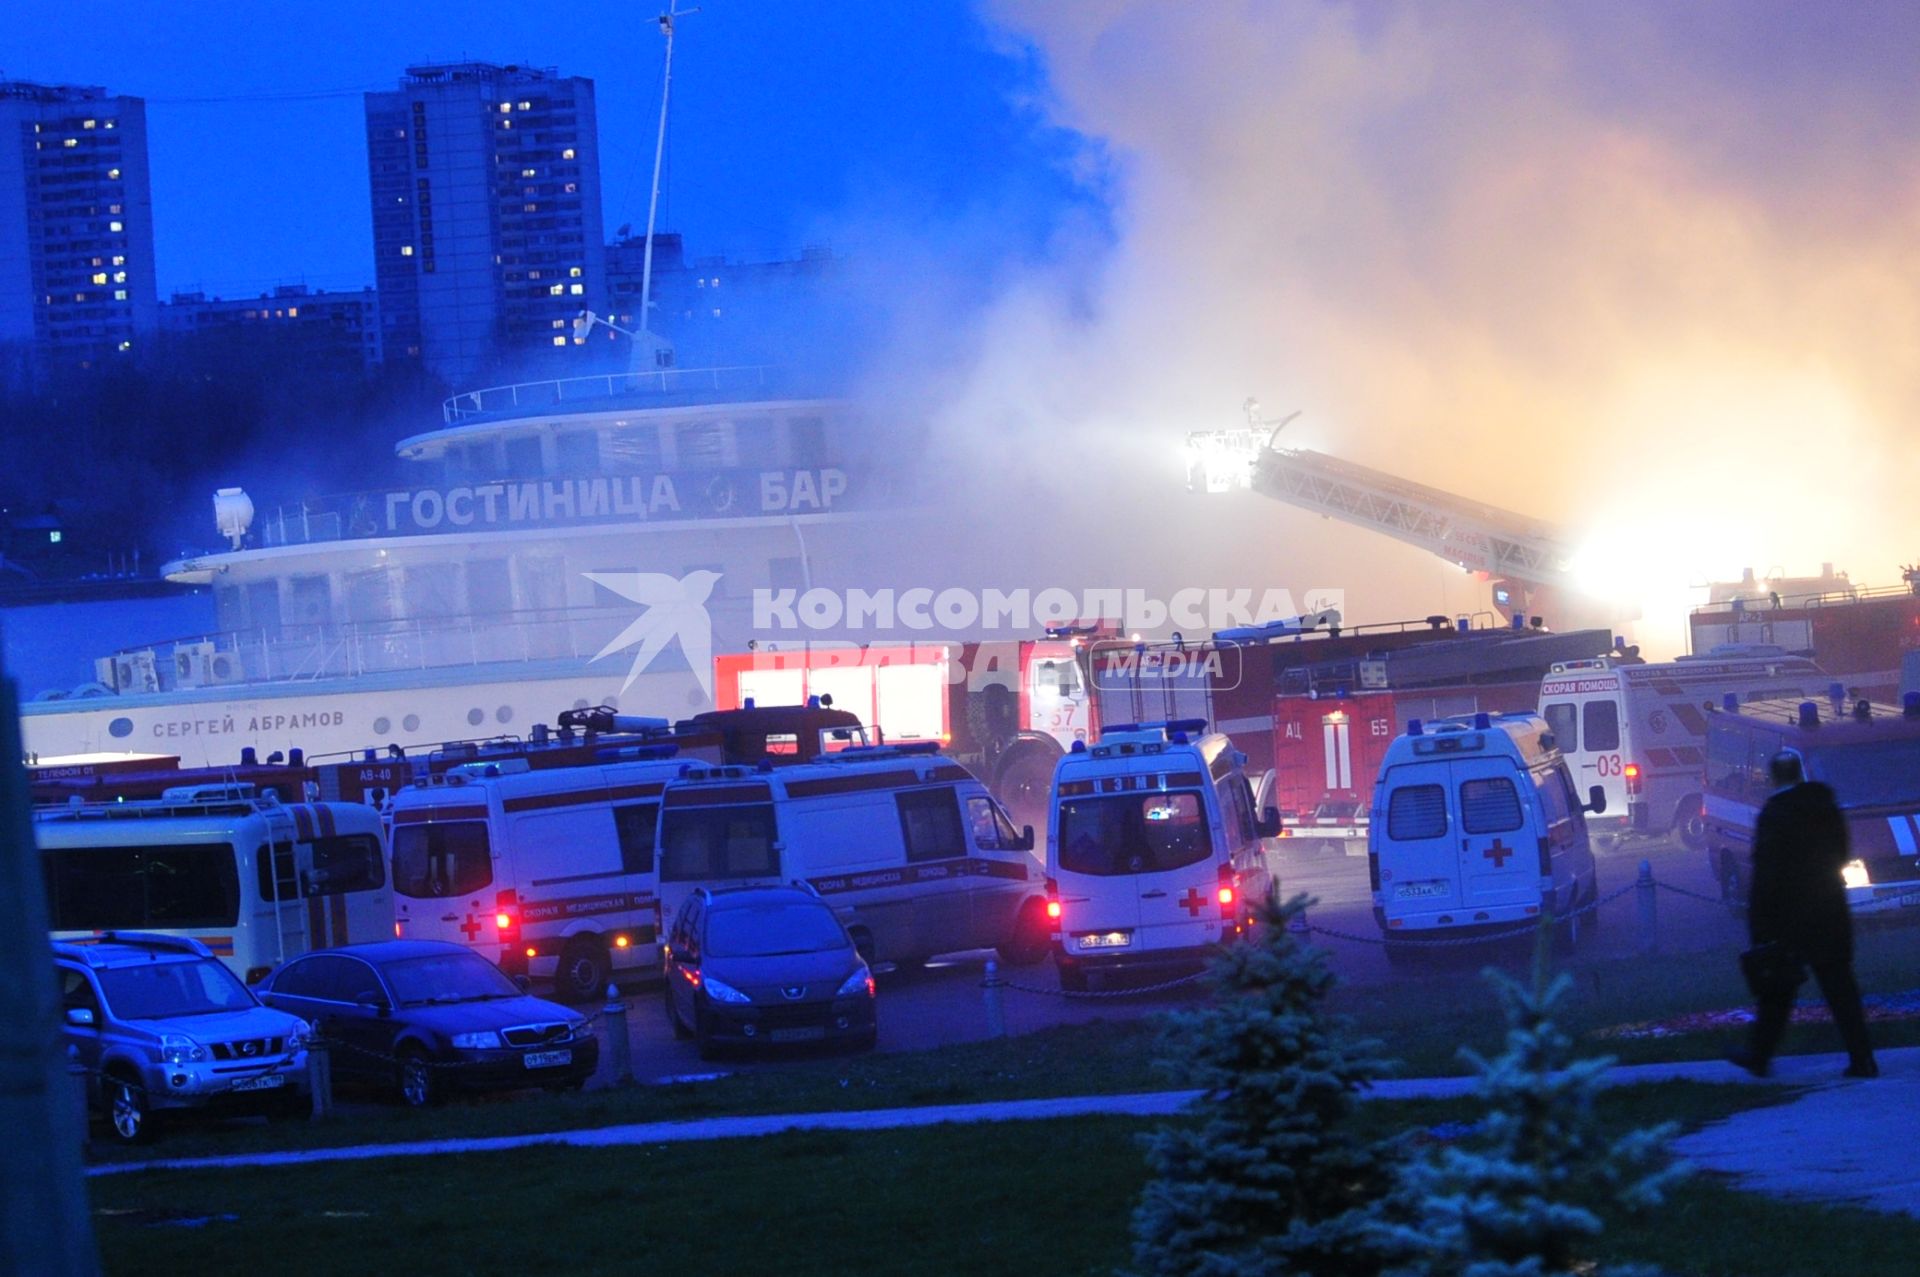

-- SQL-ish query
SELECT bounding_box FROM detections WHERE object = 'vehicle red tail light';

[1218,864,1239,919]
[1623,762,1642,796]
[1045,876,1062,923]
[494,888,520,941]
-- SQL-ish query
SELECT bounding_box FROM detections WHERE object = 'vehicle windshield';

[98,958,257,1020]
[705,903,848,958]
[1057,791,1212,876]
[382,952,521,1005]
[1806,740,1920,808]
[390,821,492,899]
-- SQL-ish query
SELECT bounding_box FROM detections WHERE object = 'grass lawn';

[80,920,1920,1166]
[87,1083,1917,1277]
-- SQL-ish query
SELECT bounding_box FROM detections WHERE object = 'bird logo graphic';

[585,569,721,697]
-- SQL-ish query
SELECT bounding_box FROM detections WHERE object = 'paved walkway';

[92,1046,1920,1222]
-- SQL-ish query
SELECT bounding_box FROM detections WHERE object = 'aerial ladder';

[1186,401,1620,627]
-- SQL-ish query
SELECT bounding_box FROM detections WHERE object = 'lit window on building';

[288,307,299,317]
[91,273,107,285]
[112,255,125,266]
[91,257,104,266]
[521,167,536,177]
[502,119,512,129]
[564,182,577,193]
[518,100,531,110]
[401,245,414,256]
[569,283,584,295]
[109,204,122,214]
[117,341,131,351]
[552,335,567,347]
[549,284,564,296]
[568,266,582,277]
[528,269,542,279]
[104,120,115,129]
[107,167,120,179]
[109,221,123,232]
[84,119,97,129]
[114,289,128,300]
[50,530,63,543]
[499,102,512,112]
[562,147,575,159]
[113,272,126,283]
[63,138,78,148]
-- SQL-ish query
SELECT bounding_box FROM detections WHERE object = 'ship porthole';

[373,717,391,734]
[402,714,420,732]
[108,717,133,738]
[467,708,485,726]
[495,705,513,724]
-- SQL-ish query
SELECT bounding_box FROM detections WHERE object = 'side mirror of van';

[1584,785,1607,816]
[65,1008,95,1028]
[1255,807,1282,839]
[1018,824,1036,852]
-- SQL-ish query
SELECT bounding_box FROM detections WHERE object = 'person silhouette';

[1731,752,1878,1079]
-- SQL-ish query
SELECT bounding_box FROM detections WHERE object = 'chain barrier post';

[307,1036,333,1120]
[1636,858,1658,955]
[603,983,633,1086]
[982,959,1008,1037]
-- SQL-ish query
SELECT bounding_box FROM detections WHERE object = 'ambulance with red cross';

[1044,720,1279,990]
[1368,711,1606,959]
[387,751,693,1001]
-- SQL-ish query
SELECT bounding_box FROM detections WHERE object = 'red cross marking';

[1176,888,1208,916]
[1484,839,1514,869]
[460,913,483,941]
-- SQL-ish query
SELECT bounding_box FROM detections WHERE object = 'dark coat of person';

[1748,780,1854,965]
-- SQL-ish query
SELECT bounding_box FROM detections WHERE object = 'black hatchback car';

[665,884,877,1059]
[258,940,598,1106]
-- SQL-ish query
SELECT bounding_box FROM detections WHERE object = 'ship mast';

[638,1,693,352]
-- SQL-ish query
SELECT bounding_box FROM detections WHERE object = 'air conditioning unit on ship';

[114,650,160,694]
[174,642,246,688]
[94,656,120,689]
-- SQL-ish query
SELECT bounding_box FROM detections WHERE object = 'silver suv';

[54,932,311,1143]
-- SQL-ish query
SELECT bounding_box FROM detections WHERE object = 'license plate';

[229,1073,286,1092]
[522,1049,572,1070]
[1077,931,1132,950]
[770,1026,826,1043]
[1395,880,1449,900]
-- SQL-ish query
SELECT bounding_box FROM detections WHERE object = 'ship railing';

[441,365,778,423]
[95,607,644,692]
[1690,580,1920,617]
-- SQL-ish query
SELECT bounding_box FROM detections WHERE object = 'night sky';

[6,0,1094,296]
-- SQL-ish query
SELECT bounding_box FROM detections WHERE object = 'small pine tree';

[1129,891,1424,1277]
[1384,933,1686,1277]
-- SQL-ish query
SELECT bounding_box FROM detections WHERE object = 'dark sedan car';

[259,940,598,1106]
[664,884,877,1059]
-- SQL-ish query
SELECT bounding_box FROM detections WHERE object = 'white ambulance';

[654,745,1051,970]
[386,751,691,1000]
[1045,720,1279,991]
[1537,649,1824,848]
[1369,712,1604,958]
[39,786,391,985]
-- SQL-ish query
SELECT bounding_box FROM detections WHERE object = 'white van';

[1369,712,1604,958]
[386,751,691,1000]
[654,744,1051,969]
[39,786,391,985]
[1538,649,1821,847]
[1045,720,1279,991]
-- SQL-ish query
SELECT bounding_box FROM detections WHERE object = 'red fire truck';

[1087,614,1616,855]
[712,632,1106,832]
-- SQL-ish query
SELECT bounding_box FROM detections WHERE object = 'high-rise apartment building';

[0,79,158,364]
[365,62,605,387]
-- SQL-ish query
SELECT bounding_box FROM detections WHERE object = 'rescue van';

[1368,712,1605,957]
[38,786,391,984]
[385,751,691,1000]
[1045,720,1280,990]
[654,745,1051,970]
[1538,650,1823,847]
[1704,692,1920,913]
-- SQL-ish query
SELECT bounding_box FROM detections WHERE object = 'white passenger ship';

[19,365,901,765]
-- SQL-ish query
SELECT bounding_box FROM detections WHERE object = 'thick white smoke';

[880,1,1920,655]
